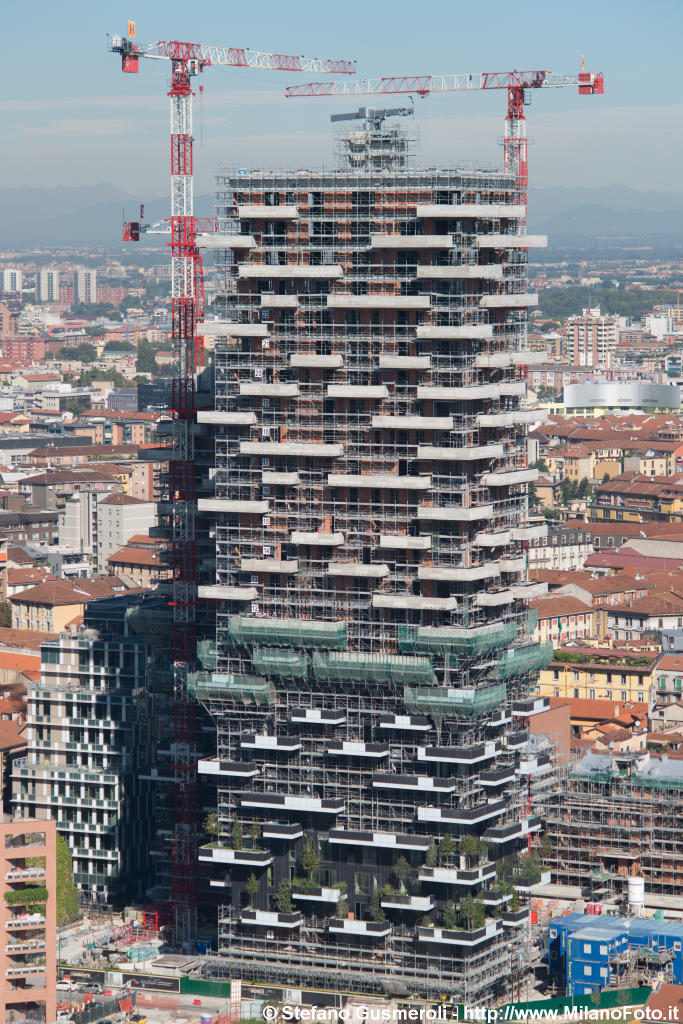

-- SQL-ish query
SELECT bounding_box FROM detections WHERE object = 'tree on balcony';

[273,880,294,915]
[231,817,243,852]
[438,834,456,863]
[392,855,412,892]
[441,900,458,929]
[245,873,259,907]
[458,894,485,931]
[301,839,320,882]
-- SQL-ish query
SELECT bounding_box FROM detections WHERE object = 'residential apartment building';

[36,269,59,304]
[59,489,156,573]
[537,647,659,704]
[608,592,683,641]
[527,521,593,572]
[0,816,56,1024]
[73,268,97,305]
[9,577,132,632]
[529,595,594,646]
[182,125,551,1001]
[568,307,620,370]
[12,597,165,908]
[1,269,23,293]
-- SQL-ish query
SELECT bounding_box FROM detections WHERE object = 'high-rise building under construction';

[191,116,553,1001]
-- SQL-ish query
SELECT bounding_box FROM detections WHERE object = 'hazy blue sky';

[2,0,682,199]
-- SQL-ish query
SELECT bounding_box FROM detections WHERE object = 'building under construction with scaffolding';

[191,113,553,1001]
[545,751,683,901]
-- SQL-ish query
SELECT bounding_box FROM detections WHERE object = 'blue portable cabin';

[567,926,628,996]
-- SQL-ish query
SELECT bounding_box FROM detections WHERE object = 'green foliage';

[369,890,386,923]
[56,833,78,924]
[301,840,320,880]
[203,813,219,838]
[250,821,262,841]
[441,900,458,929]
[337,897,349,918]
[539,833,554,862]
[273,880,294,914]
[538,285,678,320]
[67,400,89,417]
[458,834,481,861]
[77,366,127,388]
[0,602,11,628]
[532,458,549,472]
[392,855,411,888]
[245,872,259,905]
[516,853,544,884]
[60,342,98,363]
[438,833,456,862]
[231,817,243,851]
[136,337,168,373]
[602,472,611,483]
[425,841,438,868]
[104,341,135,353]
[510,889,520,912]
[420,914,432,927]
[5,885,48,905]
[458,894,485,930]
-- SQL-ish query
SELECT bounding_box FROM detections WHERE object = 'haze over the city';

[2,0,682,198]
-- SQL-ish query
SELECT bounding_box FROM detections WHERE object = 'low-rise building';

[538,647,660,704]
[9,577,132,632]
[608,591,683,642]
[530,595,595,646]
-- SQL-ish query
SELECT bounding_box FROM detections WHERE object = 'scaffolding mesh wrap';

[197,639,217,671]
[188,671,275,705]
[404,683,506,720]
[398,623,516,656]
[311,650,436,684]
[495,643,554,680]
[227,615,347,650]
[252,648,310,679]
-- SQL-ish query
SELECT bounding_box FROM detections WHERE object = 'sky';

[1,0,682,202]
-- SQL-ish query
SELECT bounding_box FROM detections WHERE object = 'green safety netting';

[197,640,217,671]
[252,647,310,679]
[399,623,517,656]
[495,643,554,680]
[311,651,437,685]
[228,615,347,650]
[527,608,539,633]
[404,683,506,721]
[187,671,275,705]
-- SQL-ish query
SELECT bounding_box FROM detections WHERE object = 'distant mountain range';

[1,182,682,247]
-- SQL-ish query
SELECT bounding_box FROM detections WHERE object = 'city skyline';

[2,0,682,196]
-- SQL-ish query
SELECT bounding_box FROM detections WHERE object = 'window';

[550,929,558,939]
[621,690,627,701]
[583,944,592,955]
[589,689,596,700]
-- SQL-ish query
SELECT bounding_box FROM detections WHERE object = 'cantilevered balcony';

[419,863,496,887]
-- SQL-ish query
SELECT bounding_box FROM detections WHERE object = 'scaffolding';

[545,753,683,898]
[188,119,545,1002]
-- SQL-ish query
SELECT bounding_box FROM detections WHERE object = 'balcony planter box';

[502,908,529,926]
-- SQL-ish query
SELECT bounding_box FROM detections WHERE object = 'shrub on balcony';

[5,886,48,906]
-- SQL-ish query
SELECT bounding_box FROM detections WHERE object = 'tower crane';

[286,62,604,212]
[108,22,355,945]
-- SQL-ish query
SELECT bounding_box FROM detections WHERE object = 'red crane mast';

[109,22,355,944]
